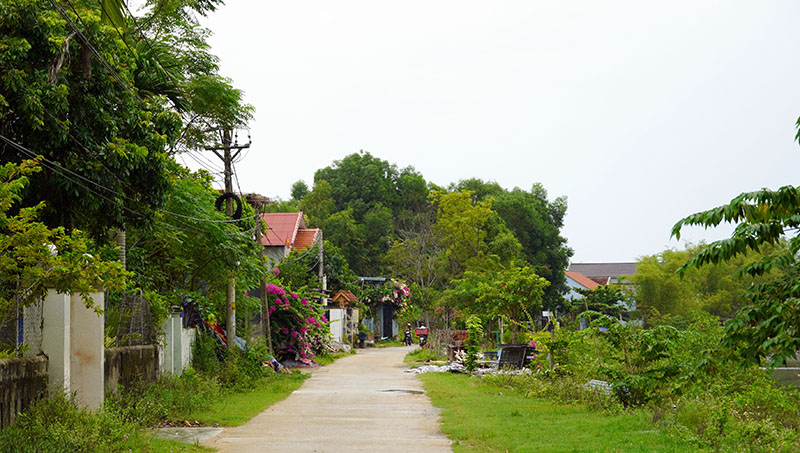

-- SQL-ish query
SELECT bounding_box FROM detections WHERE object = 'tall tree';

[453,179,572,308]
[290,180,309,202]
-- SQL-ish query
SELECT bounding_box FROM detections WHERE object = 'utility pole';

[207,129,250,350]
[248,193,273,353]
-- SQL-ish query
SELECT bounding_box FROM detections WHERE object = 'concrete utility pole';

[247,193,273,353]
[207,129,250,350]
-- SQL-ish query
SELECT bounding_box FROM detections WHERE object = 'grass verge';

[314,350,355,366]
[419,373,693,452]
[375,339,404,348]
[404,347,447,364]
[188,371,308,426]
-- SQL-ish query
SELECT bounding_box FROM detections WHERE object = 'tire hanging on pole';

[215,192,242,220]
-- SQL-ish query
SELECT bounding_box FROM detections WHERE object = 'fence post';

[69,291,104,410]
[41,289,71,395]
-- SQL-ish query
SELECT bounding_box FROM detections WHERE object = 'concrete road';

[204,346,452,452]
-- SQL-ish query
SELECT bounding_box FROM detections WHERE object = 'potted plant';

[357,323,370,348]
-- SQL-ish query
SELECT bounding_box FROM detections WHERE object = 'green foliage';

[290,180,309,201]
[105,372,223,427]
[277,240,356,294]
[598,323,681,406]
[314,151,427,275]
[446,261,548,341]
[404,347,447,364]
[464,315,483,372]
[630,245,770,325]
[0,0,179,234]
[125,165,264,325]
[0,393,158,452]
[672,184,800,365]
[0,160,127,319]
[572,284,627,318]
[300,179,335,227]
[453,179,573,308]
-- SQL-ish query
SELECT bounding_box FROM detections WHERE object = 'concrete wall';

[0,356,47,429]
[264,246,288,264]
[104,345,158,395]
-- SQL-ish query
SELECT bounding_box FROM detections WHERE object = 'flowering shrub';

[265,283,329,363]
[362,280,411,308]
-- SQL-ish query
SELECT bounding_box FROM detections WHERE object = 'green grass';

[188,372,308,426]
[419,373,694,452]
[314,351,355,366]
[375,338,404,348]
[404,347,447,364]
[147,437,213,452]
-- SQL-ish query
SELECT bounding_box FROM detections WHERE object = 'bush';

[481,372,623,414]
[105,371,222,427]
[0,393,150,452]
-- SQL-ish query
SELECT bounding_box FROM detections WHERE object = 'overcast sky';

[188,1,800,263]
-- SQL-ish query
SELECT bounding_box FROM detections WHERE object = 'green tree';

[0,0,179,235]
[574,285,627,318]
[452,180,572,308]
[447,261,549,342]
[126,165,263,323]
[323,208,366,274]
[290,180,309,202]
[301,179,335,227]
[0,0,251,240]
[0,160,127,321]
[672,185,800,365]
[629,245,765,326]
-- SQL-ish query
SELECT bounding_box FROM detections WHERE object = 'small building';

[358,277,399,340]
[259,212,321,264]
[568,262,637,285]
[328,290,359,344]
[565,271,599,302]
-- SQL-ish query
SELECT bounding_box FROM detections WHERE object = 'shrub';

[0,394,149,452]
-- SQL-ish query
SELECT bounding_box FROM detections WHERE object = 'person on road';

[404,324,413,346]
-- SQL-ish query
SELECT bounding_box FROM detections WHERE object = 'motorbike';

[403,330,413,346]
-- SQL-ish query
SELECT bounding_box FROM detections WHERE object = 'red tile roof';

[293,229,319,251]
[260,212,305,247]
[589,276,611,285]
[565,271,599,290]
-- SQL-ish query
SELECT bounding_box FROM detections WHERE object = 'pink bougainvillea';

[264,282,330,362]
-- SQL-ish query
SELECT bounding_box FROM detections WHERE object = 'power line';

[49,0,140,101]
[0,133,257,227]
[97,0,138,59]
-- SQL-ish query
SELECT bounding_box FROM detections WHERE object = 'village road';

[204,346,452,452]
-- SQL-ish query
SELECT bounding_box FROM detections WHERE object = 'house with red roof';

[565,271,599,303]
[260,212,321,264]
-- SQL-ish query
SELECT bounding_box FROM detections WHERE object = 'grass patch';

[419,373,693,452]
[188,371,307,426]
[314,351,355,366]
[404,347,447,364]
[147,437,212,452]
[375,338,404,348]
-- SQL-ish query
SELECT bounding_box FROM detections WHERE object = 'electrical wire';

[97,0,138,59]
[49,0,141,101]
[0,133,257,227]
